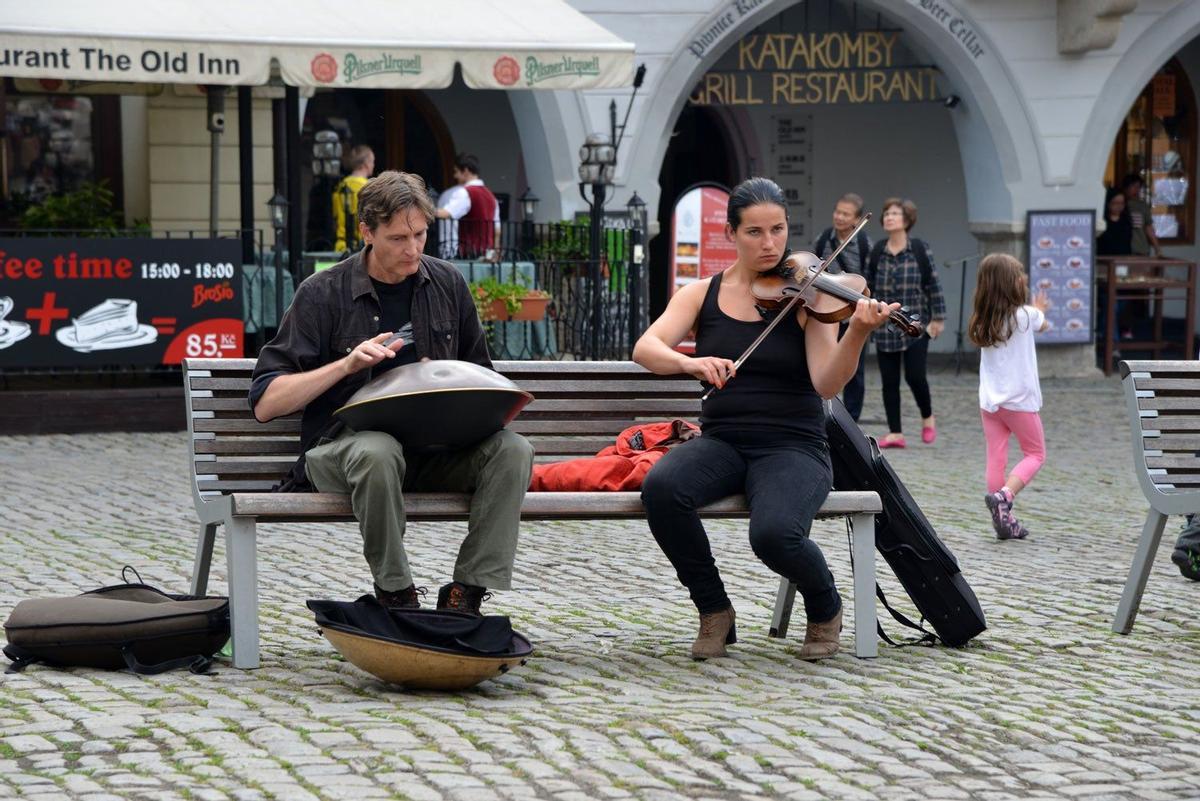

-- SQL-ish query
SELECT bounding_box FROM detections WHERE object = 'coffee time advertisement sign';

[1025,211,1095,344]
[0,239,244,368]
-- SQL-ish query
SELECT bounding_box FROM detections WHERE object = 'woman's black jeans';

[640,434,841,624]
[877,335,932,434]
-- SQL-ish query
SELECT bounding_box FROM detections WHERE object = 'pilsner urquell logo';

[342,53,422,83]
[524,55,601,86]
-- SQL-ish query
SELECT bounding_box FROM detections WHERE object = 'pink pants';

[980,408,1046,492]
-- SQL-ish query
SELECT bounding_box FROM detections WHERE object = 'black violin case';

[825,398,986,646]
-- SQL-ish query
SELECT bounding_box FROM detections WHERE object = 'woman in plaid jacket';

[865,197,947,448]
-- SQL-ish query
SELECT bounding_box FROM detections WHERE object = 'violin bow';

[700,213,873,401]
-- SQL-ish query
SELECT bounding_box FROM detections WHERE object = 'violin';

[698,213,919,401]
[751,250,924,337]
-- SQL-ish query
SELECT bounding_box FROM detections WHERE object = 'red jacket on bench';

[529,420,700,492]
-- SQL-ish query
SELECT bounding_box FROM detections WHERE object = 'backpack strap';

[3,643,42,673]
[815,227,832,258]
[856,232,870,276]
[120,645,215,675]
[910,237,934,289]
[844,519,941,648]
[866,239,887,291]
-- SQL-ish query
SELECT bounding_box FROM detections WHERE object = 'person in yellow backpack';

[333,146,376,253]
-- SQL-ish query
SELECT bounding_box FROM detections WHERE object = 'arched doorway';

[301,89,455,250]
[649,104,737,316]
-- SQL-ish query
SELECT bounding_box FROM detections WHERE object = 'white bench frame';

[184,358,881,668]
[1113,359,1200,632]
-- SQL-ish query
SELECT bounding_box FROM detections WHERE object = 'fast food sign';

[0,238,244,368]
[1025,210,1094,344]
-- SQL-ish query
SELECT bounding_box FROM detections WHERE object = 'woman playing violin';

[633,177,898,661]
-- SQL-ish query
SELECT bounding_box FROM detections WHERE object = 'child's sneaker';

[984,490,1012,538]
[997,514,1030,540]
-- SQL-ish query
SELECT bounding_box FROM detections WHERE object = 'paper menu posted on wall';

[771,114,812,243]
[1025,210,1095,344]
[0,238,245,368]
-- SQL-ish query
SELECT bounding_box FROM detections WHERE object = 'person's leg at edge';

[837,322,867,420]
[641,437,747,658]
[877,348,904,443]
[306,430,414,598]
[409,429,535,612]
[904,334,935,440]
[743,443,842,659]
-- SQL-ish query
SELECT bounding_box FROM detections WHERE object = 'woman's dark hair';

[727,177,787,229]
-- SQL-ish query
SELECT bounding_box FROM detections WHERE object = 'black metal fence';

[426,220,648,361]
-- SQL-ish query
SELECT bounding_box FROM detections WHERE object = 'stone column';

[970,222,1104,378]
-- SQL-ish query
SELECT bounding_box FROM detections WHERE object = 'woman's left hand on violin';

[926,319,945,339]
[847,298,901,333]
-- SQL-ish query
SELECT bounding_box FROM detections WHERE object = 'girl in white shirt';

[968,254,1050,540]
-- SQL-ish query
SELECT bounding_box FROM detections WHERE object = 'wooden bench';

[1113,359,1200,633]
[183,358,882,668]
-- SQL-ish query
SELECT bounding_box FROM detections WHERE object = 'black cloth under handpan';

[307,597,518,655]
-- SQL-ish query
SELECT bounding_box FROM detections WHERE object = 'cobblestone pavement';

[2,368,1199,801]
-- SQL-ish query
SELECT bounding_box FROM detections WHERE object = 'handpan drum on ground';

[333,360,533,451]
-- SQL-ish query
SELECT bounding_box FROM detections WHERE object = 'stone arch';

[612,0,1042,225]
[1074,2,1200,188]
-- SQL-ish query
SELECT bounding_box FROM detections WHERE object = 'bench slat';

[196,460,300,475]
[228,490,882,521]
[198,479,282,491]
[194,440,302,455]
[1141,416,1200,430]
[1138,397,1200,411]
[1142,434,1200,450]
[523,399,699,415]
[190,377,254,391]
[1152,473,1200,485]
[514,379,695,394]
[1134,378,1200,391]
[194,418,302,434]
[1144,456,1200,468]
[191,397,256,412]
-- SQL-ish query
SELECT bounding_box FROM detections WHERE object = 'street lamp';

[518,187,539,254]
[267,192,289,335]
[625,191,648,344]
[578,134,616,359]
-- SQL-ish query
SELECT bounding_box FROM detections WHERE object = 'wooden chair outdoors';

[1113,360,1200,633]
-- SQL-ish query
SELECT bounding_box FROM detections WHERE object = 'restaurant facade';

[5,0,1200,375]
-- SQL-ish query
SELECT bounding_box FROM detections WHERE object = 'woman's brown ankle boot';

[691,607,737,660]
[799,606,842,660]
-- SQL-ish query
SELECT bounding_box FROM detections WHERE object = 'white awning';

[0,0,635,89]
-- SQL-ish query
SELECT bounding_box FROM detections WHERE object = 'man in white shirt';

[436,153,501,260]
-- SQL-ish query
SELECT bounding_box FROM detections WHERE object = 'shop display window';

[1107,59,1196,245]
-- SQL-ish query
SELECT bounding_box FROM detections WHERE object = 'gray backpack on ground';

[3,568,230,674]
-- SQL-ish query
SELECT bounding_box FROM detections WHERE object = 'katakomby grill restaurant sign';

[0,39,623,89]
[0,239,244,368]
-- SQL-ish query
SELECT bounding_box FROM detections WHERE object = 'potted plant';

[469,276,551,322]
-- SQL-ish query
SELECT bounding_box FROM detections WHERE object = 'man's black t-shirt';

[371,276,419,375]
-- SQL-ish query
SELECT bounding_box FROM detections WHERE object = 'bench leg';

[769,577,796,638]
[851,511,878,659]
[1113,509,1168,635]
[191,522,218,597]
[225,517,260,669]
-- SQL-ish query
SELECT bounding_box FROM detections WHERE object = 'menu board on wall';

[0,238,244,368]
[1025,210,1095,344]
[670,184,736,292]
[771,114,813,243]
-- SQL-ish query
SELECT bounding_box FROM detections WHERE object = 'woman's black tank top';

[695,271,825,444]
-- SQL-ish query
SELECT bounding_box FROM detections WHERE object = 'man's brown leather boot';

[691,607,736,660]
[799,606,842,660]
[375,584,424,610]
[437,582,492,616]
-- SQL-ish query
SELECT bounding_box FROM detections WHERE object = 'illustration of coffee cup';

[1066,318,1085,331]
[1037,258,1054,269]
[1067,256,1084,269]
[1066,298,1084,310]
[1067,277,1085,290]
[1037,278,1054,290]
[1067,236,1085,249]
[1037,236,1054,249]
